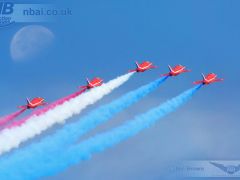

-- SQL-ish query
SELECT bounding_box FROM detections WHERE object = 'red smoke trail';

[0,109,26,126]
[6,89,86,129]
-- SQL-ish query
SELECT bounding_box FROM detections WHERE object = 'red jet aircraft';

[193,73,223,85]
[129,61,157,72]
[19,97,46,109]
[80,77,103,90]
[161,65,191,77]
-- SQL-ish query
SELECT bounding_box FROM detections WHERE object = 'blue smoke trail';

[0,77,168,179]
[0,85,201,179]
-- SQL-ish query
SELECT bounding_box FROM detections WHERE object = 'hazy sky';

[0,0,240,179]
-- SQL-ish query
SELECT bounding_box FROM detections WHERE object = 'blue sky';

[0,0,240,179]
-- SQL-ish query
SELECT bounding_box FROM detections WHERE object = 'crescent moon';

[10,25,54,61]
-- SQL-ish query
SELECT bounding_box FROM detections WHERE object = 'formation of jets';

[16,61,223,110]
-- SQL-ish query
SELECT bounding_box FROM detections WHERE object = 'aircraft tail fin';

[202,73,206,81]
[26,98,32,106]
[86,78,90,84]
[168,65,173,72]
[135,61,140,68]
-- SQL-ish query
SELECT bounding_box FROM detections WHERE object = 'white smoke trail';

[0,73,134,155]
